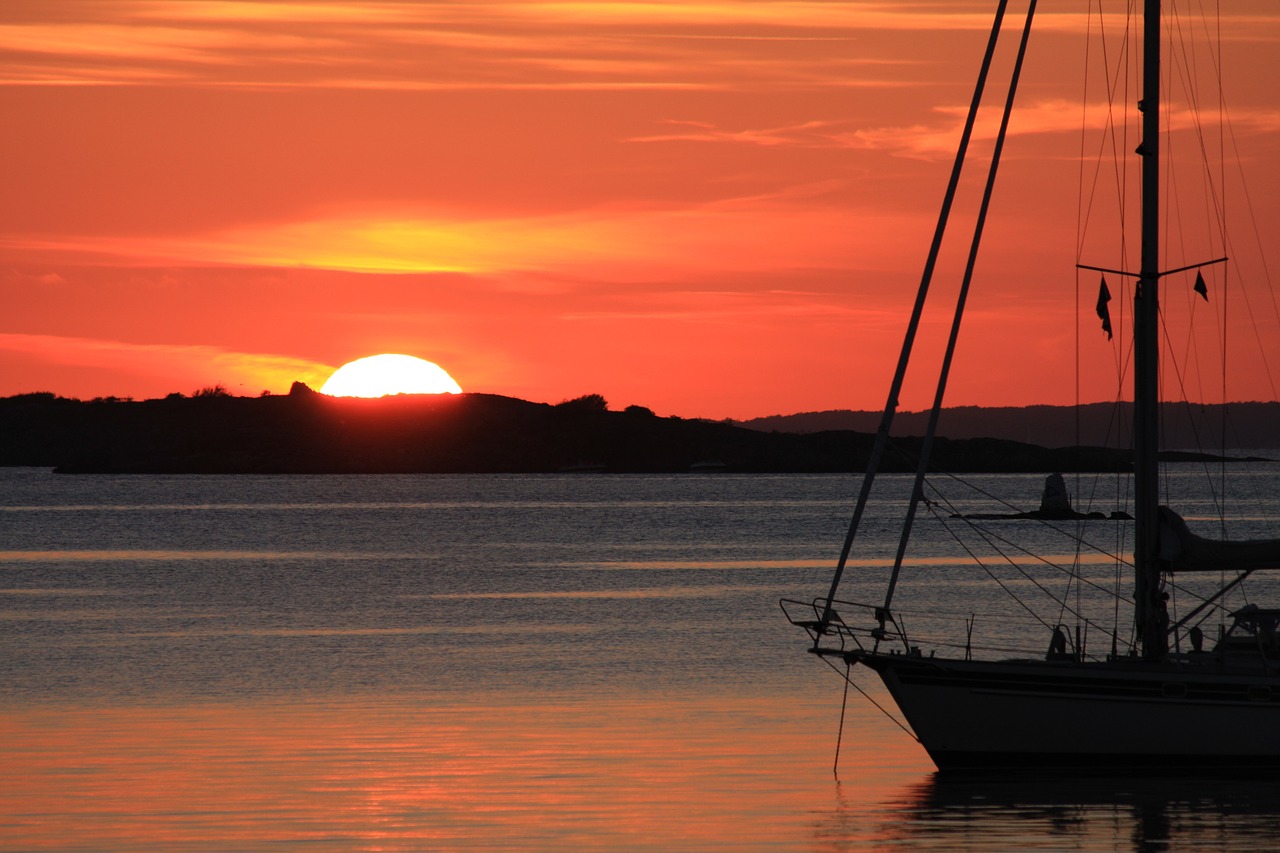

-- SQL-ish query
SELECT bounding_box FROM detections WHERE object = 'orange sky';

[2,1,1279,419]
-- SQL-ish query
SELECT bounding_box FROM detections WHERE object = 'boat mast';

[817,1,1011,629]
[1134,0,1165,660]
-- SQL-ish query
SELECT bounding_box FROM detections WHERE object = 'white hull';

[858,653,1280,770]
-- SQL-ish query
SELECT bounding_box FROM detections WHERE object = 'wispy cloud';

[631,118,851,147]
[0,332,332,394]
[635,99,1280,160]
[0,192,927,281]
[4,4,1276,92]
[0,1,1041,90]
[557,287,896,325]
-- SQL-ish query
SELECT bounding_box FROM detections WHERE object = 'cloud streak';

[0,2,1054,90]
[0,333,333,395]
[628,98,1280,161]
[1,194,928,282]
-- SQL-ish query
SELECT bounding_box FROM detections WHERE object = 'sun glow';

[320,354,462,398]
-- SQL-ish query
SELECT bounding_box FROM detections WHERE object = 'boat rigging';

[783,0,1280,771]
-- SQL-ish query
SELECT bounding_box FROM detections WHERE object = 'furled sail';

[1159,507,1280,573]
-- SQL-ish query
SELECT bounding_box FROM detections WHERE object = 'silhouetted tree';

[192,385,231,398]
[557,393,608,412]
[6,392,58,403]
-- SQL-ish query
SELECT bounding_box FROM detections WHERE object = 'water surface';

[4,467,1279,850]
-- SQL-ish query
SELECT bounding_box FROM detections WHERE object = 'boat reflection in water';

[815,774,1280,852]
[924,775,1280,852]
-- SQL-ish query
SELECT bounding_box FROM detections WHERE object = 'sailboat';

[784,0,1280,770]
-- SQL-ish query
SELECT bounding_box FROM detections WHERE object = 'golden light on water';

[0,695,932,851]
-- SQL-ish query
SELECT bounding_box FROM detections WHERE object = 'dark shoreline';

[0,391,1265,475]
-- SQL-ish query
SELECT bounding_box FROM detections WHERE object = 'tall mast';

[1134,0,1165,660]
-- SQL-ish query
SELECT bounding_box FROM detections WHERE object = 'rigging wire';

[905,466,1244,659]
[820,656,918,745]
[1160,0,1280,617]
[1074,0,1275,644]
[914,475,1132,652]
[1079,1,1140,649]
[833,662,850,776]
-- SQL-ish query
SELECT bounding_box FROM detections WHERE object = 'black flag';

[1194,270,1208,301]
[1096,277,1113,340]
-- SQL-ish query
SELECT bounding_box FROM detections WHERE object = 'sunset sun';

[320,354,463,398]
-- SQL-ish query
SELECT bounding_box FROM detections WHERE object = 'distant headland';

[0,385,1269,474]
[740,402,1280,451]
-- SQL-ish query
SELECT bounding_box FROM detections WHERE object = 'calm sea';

[4,465,1280,851]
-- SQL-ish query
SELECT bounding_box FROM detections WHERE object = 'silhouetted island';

[0,387,1255,475]
[741,402,1280,449]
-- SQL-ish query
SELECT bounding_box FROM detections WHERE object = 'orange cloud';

[0,2,1079,91]
[1,193,930,283]
[0,333,332,396]
[5,3,1276,95]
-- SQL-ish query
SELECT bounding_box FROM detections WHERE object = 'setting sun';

[320,354,463,398]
